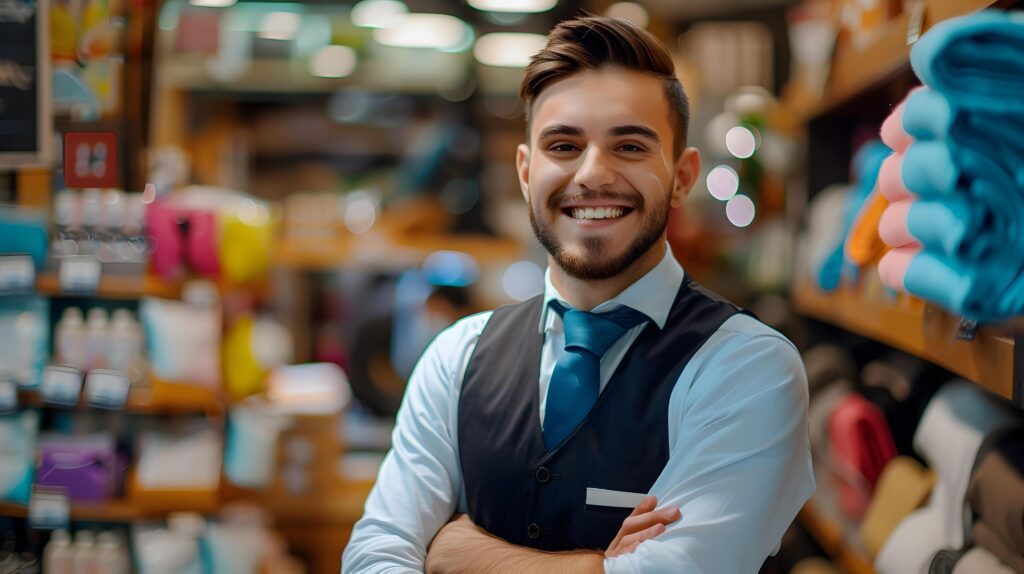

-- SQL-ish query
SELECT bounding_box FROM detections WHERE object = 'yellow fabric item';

[858,456,936,557]
[845,189,890,267]
[222,315,265,399]
[219,212,274,286]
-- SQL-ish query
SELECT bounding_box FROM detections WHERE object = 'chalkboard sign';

[0,0,51,166]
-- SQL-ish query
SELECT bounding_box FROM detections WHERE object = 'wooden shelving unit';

[792,281,1015,402]
[17,383,226,416]
[781,0,1003,126]
[35,272,182,300]
[798,501,876,574]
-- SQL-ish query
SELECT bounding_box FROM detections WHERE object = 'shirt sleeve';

[341,314,487,573]
[604,319,816,574]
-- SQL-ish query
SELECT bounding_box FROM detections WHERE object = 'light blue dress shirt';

[342,246,815,573]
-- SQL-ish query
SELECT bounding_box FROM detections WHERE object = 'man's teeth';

[571,207,625,220]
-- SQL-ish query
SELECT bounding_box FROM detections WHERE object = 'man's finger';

[619,506,680,536]
[627,496,657,517]
[618,522,666,549]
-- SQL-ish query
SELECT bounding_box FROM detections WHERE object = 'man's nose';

[573,147,616,190]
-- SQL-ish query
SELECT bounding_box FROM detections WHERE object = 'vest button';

[535,466,550,483]
[527,523,541,539]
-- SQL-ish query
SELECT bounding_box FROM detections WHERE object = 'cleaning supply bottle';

[55,308,86,370]
[84,308,108,371]
[42,529,73,574]
[70,531,96,574]
[93,531,129,574]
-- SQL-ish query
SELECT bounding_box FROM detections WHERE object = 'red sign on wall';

[63,131,118,188]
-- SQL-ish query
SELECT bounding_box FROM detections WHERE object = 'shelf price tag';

[39,365,83,406]
[0,380,17,414]
[29,487,70,531]
[0,255,35,295]
[84,369,130,410]
[58,255,101,295]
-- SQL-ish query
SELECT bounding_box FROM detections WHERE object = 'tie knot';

[553,303,649,358]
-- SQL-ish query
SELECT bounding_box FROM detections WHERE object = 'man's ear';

[515,143,531,202]
[670,147,700,209]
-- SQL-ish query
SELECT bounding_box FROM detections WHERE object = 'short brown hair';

[520,15,690,157]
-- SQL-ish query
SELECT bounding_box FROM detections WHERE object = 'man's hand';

[605,496,681,558]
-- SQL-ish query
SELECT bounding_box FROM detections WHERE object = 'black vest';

[458,277,742,551]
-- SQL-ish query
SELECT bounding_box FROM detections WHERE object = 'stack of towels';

[877,10,1024,321]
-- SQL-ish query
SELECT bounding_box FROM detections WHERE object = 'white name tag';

[585,488,648,509]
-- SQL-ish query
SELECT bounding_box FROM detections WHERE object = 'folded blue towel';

[902,87,1024,186]
[0,217,48,269]
[910,10,1024,114]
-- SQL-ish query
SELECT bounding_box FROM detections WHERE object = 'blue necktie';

[543,303,649,450]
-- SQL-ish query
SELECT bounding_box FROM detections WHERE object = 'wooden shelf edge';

[792,281,1015,401]
[798,500,877,574]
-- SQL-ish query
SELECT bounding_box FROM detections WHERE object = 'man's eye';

[549,144,579,152]
[618,144,645,152]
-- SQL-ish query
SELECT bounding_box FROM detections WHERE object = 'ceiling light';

[258,12,301,41]
[706,165,739,201]
[605,2,649,28]
[310,45,358,78]
[468,0,557,13]
[350,0,407,29]
[372,13,473,52]
[473,33,547,68]
[726,126,757,159]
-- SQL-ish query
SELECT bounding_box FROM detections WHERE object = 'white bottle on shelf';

[84,308,109,372]
[93,531,129,574]
[107,309,138,372]
[70,530,96,574]
[55,308,86,370]
[42,529,73,574]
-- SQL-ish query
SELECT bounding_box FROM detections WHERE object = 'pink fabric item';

[879,247,919,291]
[145,199,184,280]
[878,198,917,248]
[185,210,220,278]
[878,152,914,202]
[829,394,899,520]
[880,101,913,153]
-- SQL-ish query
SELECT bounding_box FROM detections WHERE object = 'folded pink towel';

[879,198,917,248]
[878,247,918,291]
[881,100,914,153]
[878,152,914,202]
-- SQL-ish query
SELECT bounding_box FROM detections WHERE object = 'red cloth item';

[829,393,898,519]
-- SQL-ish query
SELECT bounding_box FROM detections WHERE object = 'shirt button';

[535,467,550,483]
[527,523,541,539]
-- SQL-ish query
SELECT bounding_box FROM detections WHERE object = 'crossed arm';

[342,318,814,573]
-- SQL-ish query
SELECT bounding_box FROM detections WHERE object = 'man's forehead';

[528,69,671,140]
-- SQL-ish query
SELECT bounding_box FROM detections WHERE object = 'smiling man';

[342,15,814,574]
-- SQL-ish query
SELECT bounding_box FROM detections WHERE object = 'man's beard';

[528,188,669,281]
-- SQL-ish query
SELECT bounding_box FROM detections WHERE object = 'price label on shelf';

[39,365,83,406]
[58,255,101,294]
[0,380,17,414]
[84,369,130,410]
[28,487,70,531]
[0,255,35,294]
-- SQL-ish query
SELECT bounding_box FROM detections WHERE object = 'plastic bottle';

[42,529,73,574]
[84,308,109,371]
[70,531,96,574]
[93,532,129,574]
[107,309,138,372]
[55,308,86,370]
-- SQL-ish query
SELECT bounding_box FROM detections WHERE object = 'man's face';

[516,67,697,281]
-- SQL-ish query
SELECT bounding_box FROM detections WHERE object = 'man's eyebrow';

[608,125,660,142]
[537,124,583,140]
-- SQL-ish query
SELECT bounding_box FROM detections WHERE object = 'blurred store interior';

[2,0,1024,572]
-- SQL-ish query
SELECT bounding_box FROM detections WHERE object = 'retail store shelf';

[275,233,523,271]
[0,497,219,522]
[798,500,876,574]
[17,381,227,416]
[792,281,1015,402]
[781,0,1003,125]
[35,273,181,300]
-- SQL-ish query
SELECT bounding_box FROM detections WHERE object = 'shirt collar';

[538,244,684,334]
